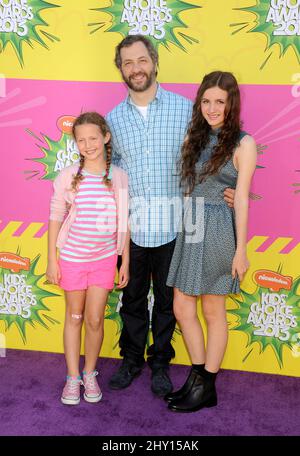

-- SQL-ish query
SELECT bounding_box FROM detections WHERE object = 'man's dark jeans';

[118,239,176,370]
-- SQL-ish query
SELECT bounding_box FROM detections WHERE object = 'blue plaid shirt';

[106,85,193,247]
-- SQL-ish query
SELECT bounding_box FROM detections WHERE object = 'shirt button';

[148,187,151,191]
[146,150,149,154]
[147,168,150,173]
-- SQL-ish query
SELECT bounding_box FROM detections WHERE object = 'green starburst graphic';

[105,286,123,349]
[0,0,60,66]
[89,0,200,51]
[26,130,79,181]
[0,252,60,343]
[231,0,300,67]
[228,273,300,367]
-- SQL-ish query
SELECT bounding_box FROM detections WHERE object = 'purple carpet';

[1,349,299,436]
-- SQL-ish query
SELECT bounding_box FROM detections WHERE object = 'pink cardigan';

[49,164,129,255]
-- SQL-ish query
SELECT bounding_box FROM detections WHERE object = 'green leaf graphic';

[105,286,123,346]
[26,130,79,181]
[0,0,60,66]
[232,0,300,64]
[90,0,200,51]
[228,274,300,367]
[0,253,60,343]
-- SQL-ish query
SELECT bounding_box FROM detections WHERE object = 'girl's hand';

[117,262,129,289]
[232,251,249,282]
[46,259,61,285]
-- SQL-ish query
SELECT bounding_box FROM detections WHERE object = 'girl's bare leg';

[64,290,86,377]
[83,286,109,373]
[173,287,206,364]
[202,294,228,373]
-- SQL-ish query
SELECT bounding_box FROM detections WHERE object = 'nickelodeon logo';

[253,269,292,292]
[56,115,76,135]
[0,252,30,273]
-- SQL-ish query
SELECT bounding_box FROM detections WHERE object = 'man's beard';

[121,69,156,92]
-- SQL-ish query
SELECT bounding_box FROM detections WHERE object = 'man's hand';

[224,188,235,208]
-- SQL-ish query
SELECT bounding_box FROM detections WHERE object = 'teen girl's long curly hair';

[180,71,242,195]
[71,112,112,191]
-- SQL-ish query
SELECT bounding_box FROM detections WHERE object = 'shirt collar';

[126,83,164,106]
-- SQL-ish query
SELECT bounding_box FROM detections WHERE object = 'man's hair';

[114,34,159,69]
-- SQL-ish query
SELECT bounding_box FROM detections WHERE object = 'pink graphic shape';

[0,79,299,248]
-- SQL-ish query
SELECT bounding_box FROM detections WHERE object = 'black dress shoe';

[168,372,217,413]
[151,367,173,397]
[164,367,197,403]
[108,359,142,390]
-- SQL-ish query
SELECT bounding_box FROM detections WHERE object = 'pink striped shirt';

[60,171,117,262]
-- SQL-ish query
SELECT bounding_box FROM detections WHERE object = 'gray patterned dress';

[166,129,247,296]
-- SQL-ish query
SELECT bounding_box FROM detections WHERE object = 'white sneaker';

[83,370,102,403]
[61,376,82,405]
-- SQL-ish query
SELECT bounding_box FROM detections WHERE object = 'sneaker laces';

[83,370,99,389]
[66,377,83,392]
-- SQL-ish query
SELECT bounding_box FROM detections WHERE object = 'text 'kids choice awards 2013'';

[229,269,300,367]
[96,0,199,49]
[0,252,59,342]
[119,0,173,38]
[0,0,33,37]
[266,0,300,36]
[27,115,79,180]
[237,0,300,62]
[0,0,59,64]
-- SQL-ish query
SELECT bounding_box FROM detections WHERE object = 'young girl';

[166,71,257,412]
[46,112,130,405]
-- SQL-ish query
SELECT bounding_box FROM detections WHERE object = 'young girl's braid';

[71,154,85,192]
[103,140,112,188]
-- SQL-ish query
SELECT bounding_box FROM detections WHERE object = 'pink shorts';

[59,254,118,291]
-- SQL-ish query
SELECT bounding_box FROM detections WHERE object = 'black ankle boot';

[168,371,217,413]
[164,367,198,403]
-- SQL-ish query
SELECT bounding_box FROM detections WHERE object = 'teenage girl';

[46,112,130,405]
[166,72,257,412]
